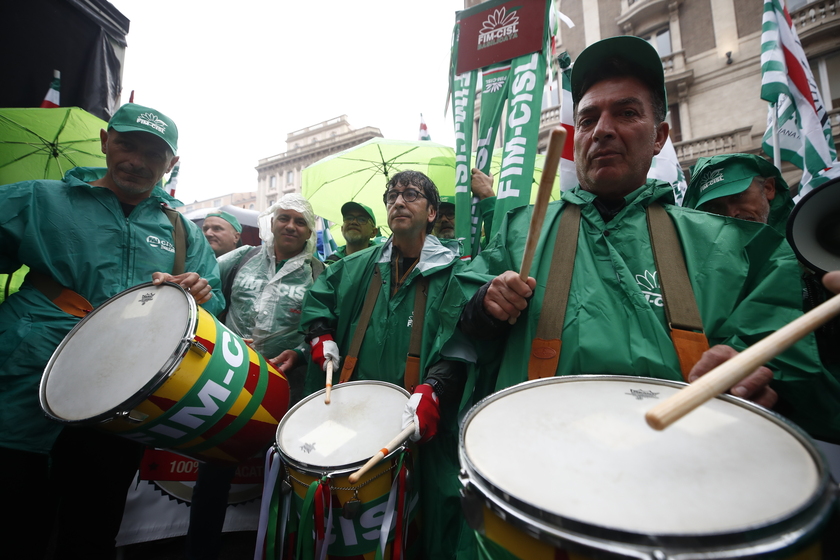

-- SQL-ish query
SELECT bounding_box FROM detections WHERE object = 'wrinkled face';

[202,216,240,257]
[271,208,310,258]
[433,206,455,239]
[101,128,178,198]
[385,185,436,237]
[700,177,776,224]
[341,212,376,245]
[574,76,668,199]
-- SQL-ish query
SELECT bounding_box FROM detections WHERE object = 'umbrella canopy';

[0,107,108,185]
[302,137,456,234]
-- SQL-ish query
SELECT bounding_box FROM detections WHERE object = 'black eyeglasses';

[384,189,426,205]
[343,215,371,225]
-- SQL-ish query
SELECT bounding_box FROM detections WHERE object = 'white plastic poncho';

[218,193,319,358]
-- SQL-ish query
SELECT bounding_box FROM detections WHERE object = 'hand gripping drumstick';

[348,423,415,484]
[646,292,840,430]
[325,361,334,404]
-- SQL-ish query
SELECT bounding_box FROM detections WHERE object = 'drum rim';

[39,282,198,425]
[459,374,835,558]
[275,380,410,476]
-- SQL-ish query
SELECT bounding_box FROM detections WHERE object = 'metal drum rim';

[275,379,410,476]
[458,374,835,558]
[39,281,198,425]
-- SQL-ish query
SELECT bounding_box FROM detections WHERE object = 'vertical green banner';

[451,20,477,246]
[491,51,547,235]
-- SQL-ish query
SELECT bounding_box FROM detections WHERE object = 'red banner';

[456,0,546,75]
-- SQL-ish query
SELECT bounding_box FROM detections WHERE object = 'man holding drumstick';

[0,103,223,559]
[455,36,840,443]
[280,170,472,559]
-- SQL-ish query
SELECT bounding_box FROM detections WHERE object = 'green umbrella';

[0,107,108,185]
[302,137,456,237]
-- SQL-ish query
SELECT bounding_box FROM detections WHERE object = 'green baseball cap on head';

[205,211,242,233]
[438,195,455,211]
[108,103,178,155]
[684,153,785,210]
[571,35,667,108]
[341,201,376,224]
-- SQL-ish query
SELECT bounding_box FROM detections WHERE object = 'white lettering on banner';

[498,53,538,200]
[476,126,495,170]
[170,380,232,429]
[453,72,472,193]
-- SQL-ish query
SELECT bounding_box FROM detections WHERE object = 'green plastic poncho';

[455,180,840,443]
[0,167,223,454]
[299,235,474,560]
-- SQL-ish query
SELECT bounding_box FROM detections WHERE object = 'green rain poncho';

[0,167,223,454]
[455,180,840,443]
[299,235,474,560]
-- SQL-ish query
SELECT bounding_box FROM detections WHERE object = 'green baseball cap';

[205,211,242,233]
[684,154,785,210]
[341,201,376,224]
[571,35,667,108]
[438,195,455,211]
[108,103,178,155]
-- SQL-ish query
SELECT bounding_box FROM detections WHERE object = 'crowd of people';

[1,35,839,560]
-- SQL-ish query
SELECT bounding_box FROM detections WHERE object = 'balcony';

[791,1,840,41]
[673,126,754,166]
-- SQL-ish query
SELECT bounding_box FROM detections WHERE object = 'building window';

[811,51,840,111]
[269,175,277,191]
[267,198,275,207]
[644,28,672,58]
[249,204,255,210]
[213,198,222,207]
[287,170,294,184]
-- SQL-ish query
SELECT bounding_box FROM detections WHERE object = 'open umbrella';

[302,137,456,234]
[0,107,108,185]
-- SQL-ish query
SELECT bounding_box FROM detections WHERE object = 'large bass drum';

[459,375,836,560]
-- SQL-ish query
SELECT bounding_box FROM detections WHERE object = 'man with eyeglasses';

[325,201,380,263]
[281,170,472,559]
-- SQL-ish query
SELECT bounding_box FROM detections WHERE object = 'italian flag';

[40,70,61,108]
[558,52,576,191]
[418,113,431,141]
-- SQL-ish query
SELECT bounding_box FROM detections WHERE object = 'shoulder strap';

[404,276,428,391]
[646,203,709,380]
[161,207,186,276]
[528,204,581,380]
[339,266,383,383]
[311,258,325,281]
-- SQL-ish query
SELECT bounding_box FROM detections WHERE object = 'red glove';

[401,384,440,443]
[309,334,340,372]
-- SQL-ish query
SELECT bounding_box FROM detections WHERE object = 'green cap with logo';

[205,211,242,233]
[684,153,785,210]
[571,35,667,108]
[341,201,376,224]
[108,103,178,155]
[439,195,455,209]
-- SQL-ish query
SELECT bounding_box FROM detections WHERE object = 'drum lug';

[187,338,208,357]
[115,409,149,423]
[458,470,484,533]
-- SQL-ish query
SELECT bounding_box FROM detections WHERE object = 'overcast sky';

[109,0,464,205]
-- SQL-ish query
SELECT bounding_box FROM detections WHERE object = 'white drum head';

[277,381,409,471]
[42,283,193,422]
[463,377,821,536]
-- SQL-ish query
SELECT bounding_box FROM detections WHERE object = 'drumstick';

[324,361,333,404]
[646,292,840,431]
[348,423,415,485]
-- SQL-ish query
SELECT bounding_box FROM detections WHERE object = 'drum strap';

[528,204,580,380]
[340,267,383,383]
[528,202,708,381]
[161,207,187,276]
[27,270,93,318]
[646,203,710,380]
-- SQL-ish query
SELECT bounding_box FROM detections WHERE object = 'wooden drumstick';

[646,292,840,431]
[324,361,334,404]
[348,423,415,484]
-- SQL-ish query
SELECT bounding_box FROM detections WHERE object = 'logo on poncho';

[137,112,168,134]
[635,270,663,308]
[698,169,725,192]
[147,235,175,253]
[477,8,519,50]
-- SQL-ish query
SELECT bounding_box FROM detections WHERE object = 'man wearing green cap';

[0,103,223,558]
[453,35,840,476]
[325,201,380,263]
[203,210,242,257]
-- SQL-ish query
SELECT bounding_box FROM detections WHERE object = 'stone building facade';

[255,115,382,210]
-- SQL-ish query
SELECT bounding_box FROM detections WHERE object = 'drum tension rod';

[186,338,208,357]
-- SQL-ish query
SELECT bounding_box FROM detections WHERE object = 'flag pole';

[772,102,782,171]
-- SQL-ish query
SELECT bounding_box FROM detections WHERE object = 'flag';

[558,51,576,192]
[761,0,836,196]
[40,70,61,108]
[649,136,688,205]
[165,162,180,197]
[418,114,431,141]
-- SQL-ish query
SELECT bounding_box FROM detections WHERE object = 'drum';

[459,375,837,560]
[275,380,418,559]
[40,282,289,464]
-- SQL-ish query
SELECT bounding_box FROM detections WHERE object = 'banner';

[492,51,547,233]
[450,21,478,247]
[649,136,688,205]
[761,0,836,196]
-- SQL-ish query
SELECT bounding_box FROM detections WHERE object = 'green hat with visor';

[341,201,376,224]
[684,154,785,210]
[108,103,179,155]
[205,211,242,233]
